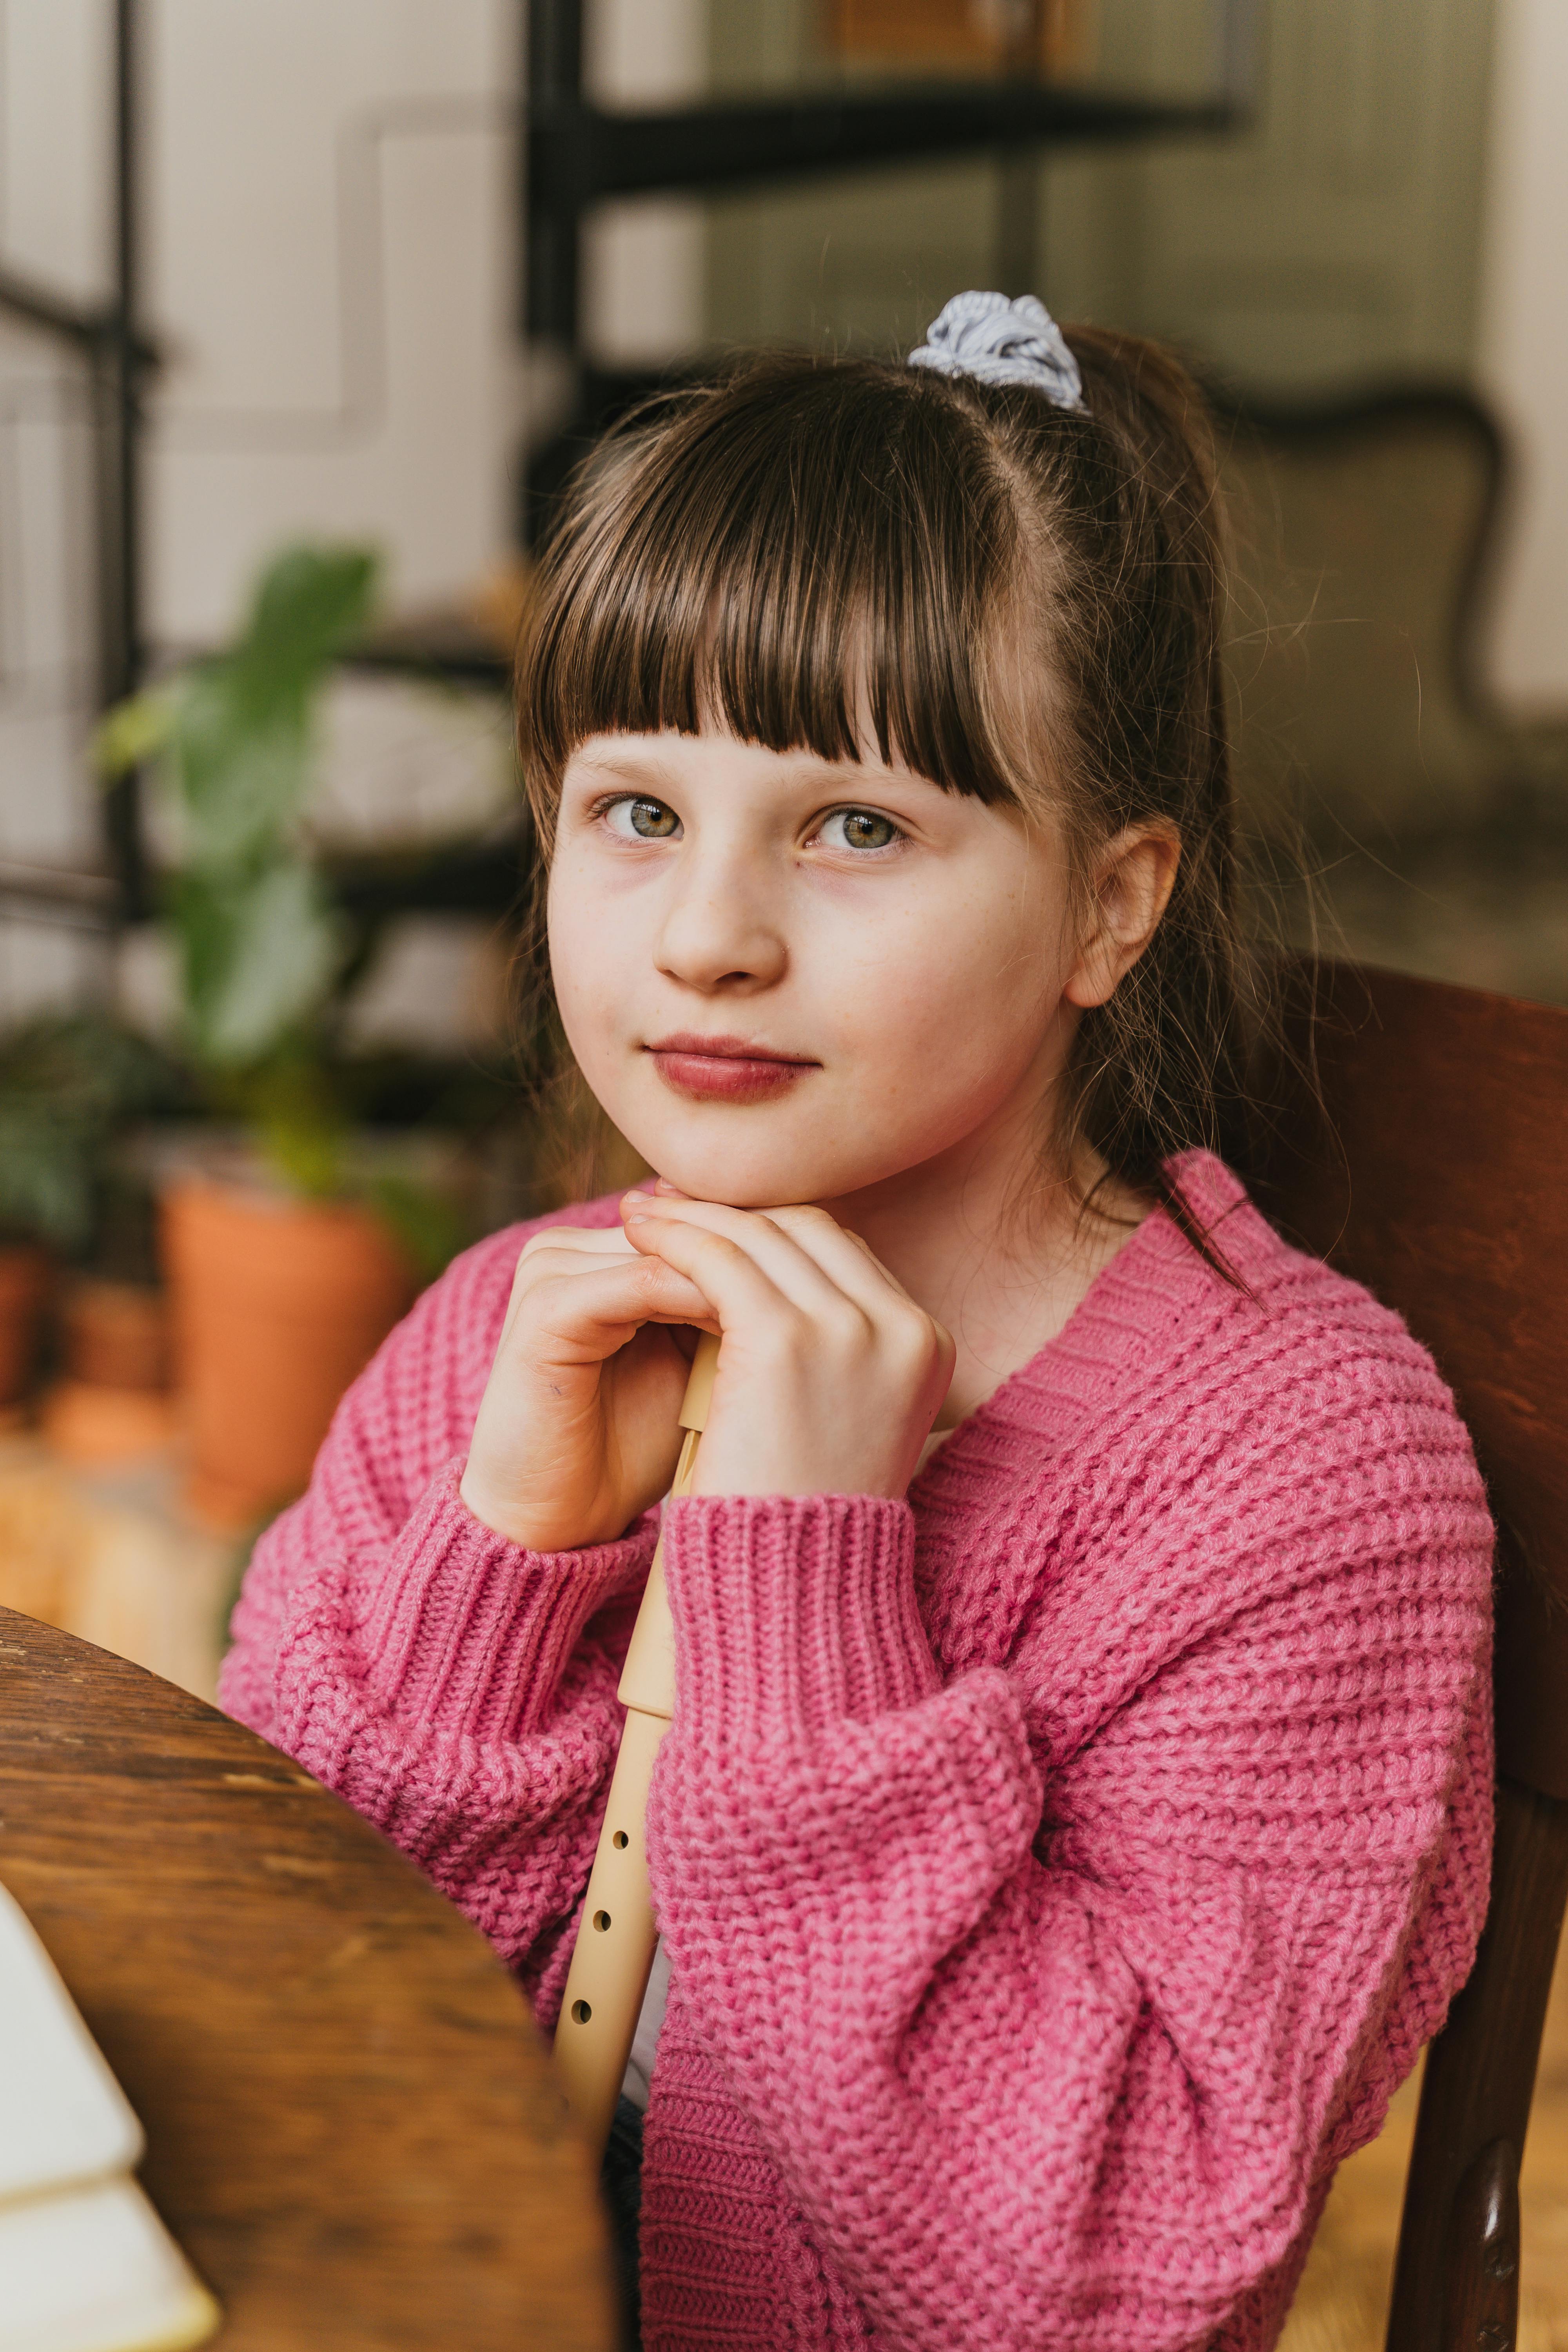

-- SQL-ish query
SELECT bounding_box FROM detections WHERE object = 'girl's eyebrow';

[568,746,685,792]
[570,741,937,798]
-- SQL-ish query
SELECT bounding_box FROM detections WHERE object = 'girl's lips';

[644,1034,817,1103]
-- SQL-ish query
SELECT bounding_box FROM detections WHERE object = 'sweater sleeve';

[645,1474,1493,2352]
[217,1220,656,2011]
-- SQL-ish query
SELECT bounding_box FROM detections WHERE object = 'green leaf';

[261,1112,348,1199]
[246,1050,350,1197]
[174,669,312,869]
[91,686,178,778]
[0,1103,93,1251]
[0,1013,183,1124]
[93,539,385,1084]
[102,544,381,873]
[176,861,343,1067]
[0,1013,188,1253]
[236,544,381,692]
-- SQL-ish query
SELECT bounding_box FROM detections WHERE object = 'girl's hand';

[620,1188,955,1501]
[459,1224,718,1552]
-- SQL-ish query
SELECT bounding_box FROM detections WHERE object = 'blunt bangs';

[517,356,1029,842]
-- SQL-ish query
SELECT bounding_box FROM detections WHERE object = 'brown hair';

[515,329,1259,1238]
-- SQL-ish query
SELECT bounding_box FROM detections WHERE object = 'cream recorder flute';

[554,1330,720,2158]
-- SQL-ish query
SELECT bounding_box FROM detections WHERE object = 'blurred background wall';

[3,0,1565,1054]
[1479,0,1568,710]
[704,0,1492,381]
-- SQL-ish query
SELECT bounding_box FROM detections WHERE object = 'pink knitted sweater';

[219,1153,1494,2351]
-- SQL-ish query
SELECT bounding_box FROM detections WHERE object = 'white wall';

[0,0,113,1011]
[1477,0,1568,711]
[145,0,522,642]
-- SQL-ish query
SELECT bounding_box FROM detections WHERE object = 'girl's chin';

[603,1073,923,1208]
[621,1126,869,1210]
[641,1162,841,1210]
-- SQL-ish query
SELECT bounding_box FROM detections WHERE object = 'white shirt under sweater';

[621,1937,670,2111]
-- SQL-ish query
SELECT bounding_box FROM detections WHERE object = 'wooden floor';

[1278,1913,1568,2351]
[0,1434,234,1702]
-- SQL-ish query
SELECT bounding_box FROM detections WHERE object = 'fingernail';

[653,1177,686,1195]
[622,1189,650,1207]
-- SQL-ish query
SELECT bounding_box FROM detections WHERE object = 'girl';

[220,294,1494,2352]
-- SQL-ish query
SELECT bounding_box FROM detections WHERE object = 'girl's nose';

[653,853,787,994]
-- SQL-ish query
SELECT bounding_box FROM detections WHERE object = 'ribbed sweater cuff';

[358,1457,654,1744]
[662,1494,936,1746]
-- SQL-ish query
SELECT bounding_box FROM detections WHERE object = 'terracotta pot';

[162,1178,416,1531]
[60,1278,169,1392]
[0,1246,52,1406]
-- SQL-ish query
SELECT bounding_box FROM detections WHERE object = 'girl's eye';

[819,807,900,852]
[605,796,681,840]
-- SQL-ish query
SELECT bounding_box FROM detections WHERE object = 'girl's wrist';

[458,1465,559,1552]
[458,1464,514,1540]
[457,1463,630,1557]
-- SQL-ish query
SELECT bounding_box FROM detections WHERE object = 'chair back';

[1218,389,1512,844]
[1255,959,1568,2352]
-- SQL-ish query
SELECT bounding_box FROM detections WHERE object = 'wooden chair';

[1256,958,1568,2352]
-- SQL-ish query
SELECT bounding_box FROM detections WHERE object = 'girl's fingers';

[499,1225,641,1341]
[624,1196,953,1503]
[626,1194,955,1426]
[630,1192,911,1327]
[510,1248,717,1361]
[518,1223,639,1265]
[624,1192,861,1327]
[744,1201,923,1317]
[618,1205,808,1347]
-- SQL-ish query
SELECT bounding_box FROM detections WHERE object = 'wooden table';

[0,1606,614,2349]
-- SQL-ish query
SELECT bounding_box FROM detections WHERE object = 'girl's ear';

[1062,824,1181,1010]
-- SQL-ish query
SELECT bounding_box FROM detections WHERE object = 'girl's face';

[548,728,1115,1211]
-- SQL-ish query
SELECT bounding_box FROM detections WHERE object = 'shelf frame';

[0,0,151,929]
[523,0,1254,397]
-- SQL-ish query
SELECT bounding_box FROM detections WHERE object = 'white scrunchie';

[908,290,1085,411]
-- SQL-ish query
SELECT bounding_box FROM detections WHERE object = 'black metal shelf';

[0,0,149,928]
[327,831,528,920]
[343,615,513,693]
[523,0,1254,518]
[541,82,1236,201]
[0,859,120,932]
[0,835,526,935]
[0,262,151,362]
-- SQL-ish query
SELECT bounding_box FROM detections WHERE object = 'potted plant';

[97,544,463,1528]
[0,1014,179,1409]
